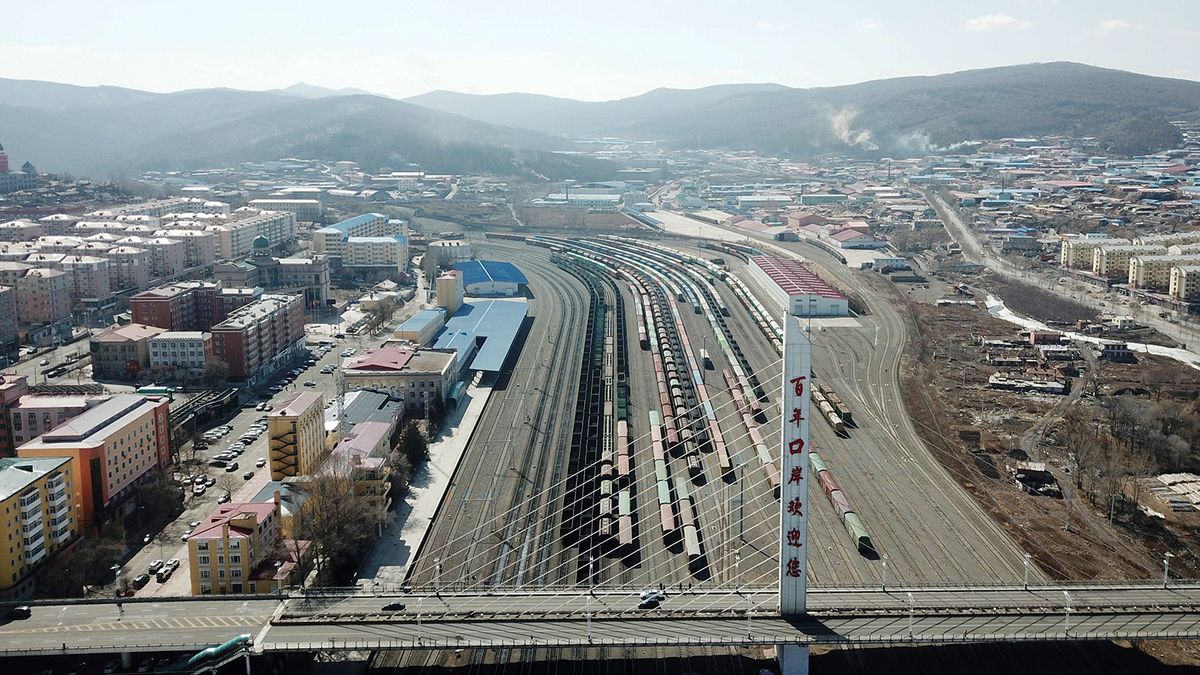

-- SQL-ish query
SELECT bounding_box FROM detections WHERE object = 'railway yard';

[405,232,1041,598]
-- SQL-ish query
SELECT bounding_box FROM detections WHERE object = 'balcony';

[24,541,46,565]
[45,475,66,494]
[52,525,72,545]
[48,489,68,505]
[19,492,40,518]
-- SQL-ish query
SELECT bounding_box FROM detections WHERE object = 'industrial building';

[452,260,527,297]
[432,299,528,373]
[748,256,849,317]
[394,308,448,345]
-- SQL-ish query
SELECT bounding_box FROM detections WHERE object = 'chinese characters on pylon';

[779,320,810,614]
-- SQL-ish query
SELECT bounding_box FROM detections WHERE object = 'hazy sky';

[4,0,1198,101]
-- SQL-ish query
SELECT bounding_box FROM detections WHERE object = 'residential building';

[342,235,409,279]
[148,331,212,372]
[154,229,217,267]
[0,220,42,242]
[210,294,305,383]
[321,420,392,527]
[186,500,305,595]
[144,237,187,278]
[8,394,110,448]
[0,285,15,350]
[104,246,151,291]
[59,256,112,302]
[89,323,165,380]
[1059,236,1130,270]
[206,211,296,259]
[342,347,456,414]
[1092,245,1166,279]
[129,280,257,332]
[312,213,396,259]
[0,374,29,457]
[16,268,71,325]
[268,391,326,480]
[0,456,77,597]
[423,240,473,275]
[245,199,322,222]
[1128,255,1200,290]
[1169,266,1200,302]
[17,394,171,526]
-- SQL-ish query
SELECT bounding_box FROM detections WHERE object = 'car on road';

[303,380,316,387]
[148,559,164,574]
[5,605,31,620]
[639,589,666,602]
[256,458,267,468]
[38,359,49,366]
[637,598,661,610]
[209,459,228,468]
[243,470,254,480]
[132,573,150,589]
[382,602,406,611]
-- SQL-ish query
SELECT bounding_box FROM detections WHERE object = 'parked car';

[225,462,239,472]
[147,560,164,574]
[243,470,254,480]
[217,493,231,504]
[155,567,173,583]
[181,529,194,541]
[256,458,267,468]
[167,558,181,571]
[5,605,31,620]
[132,574,150,589]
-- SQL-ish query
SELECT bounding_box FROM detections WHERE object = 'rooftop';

[22,394,165,448]
[453,260,528,286]
[751,256,847,300]
[346,347,414,371]
[189,502,277,540]
[0,456,71,503]
[272,391,322,418]
[92,323,166,343]
[324,389,403,432]
[319,213,386,235]
[434,299,528,372]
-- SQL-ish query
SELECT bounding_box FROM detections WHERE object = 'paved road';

[8,583,1200,655]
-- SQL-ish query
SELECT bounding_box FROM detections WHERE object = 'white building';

[148,331,213,371]
[343,236,409,273]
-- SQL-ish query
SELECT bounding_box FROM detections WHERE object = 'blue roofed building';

[433,299,527,373]
[452,260,527,296]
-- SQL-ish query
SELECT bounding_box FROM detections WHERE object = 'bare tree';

[295,454,378,585]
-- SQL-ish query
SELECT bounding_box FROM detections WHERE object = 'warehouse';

[452,260,528,297]
[748,255,849,317]
[433,299,528,372]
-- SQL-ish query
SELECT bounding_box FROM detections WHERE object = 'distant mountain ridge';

[405,63,1200,156]
[0,63,1196,179]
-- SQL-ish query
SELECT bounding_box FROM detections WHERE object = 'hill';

[407,63,1200,156]
[405,83,790,135]
[0,79,613,179]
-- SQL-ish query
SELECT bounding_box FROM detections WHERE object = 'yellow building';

[1091,245,1164,279]
[268,391,326,480]
[1059,236,1129,270]
[1169,266,1200,301]
[0,456,78,596]
[1128,254,1200,290]
[186,500,305,595]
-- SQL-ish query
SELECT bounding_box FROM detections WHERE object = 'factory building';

[748,255,849,317]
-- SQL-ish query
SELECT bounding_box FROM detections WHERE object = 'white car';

[639,589,666,602]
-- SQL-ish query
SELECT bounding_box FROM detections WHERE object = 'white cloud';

[964,14,1033,32]
[1097,18,1134,35]
[857,18,881,32]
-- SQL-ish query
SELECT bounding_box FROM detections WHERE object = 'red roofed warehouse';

[749,256,849,317]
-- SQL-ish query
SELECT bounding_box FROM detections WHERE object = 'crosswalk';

[11,614,272,634]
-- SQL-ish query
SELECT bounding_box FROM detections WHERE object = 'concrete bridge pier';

[777,644,809,675]
[120,652,133,669]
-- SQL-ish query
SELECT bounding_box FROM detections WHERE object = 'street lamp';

[1163,552,1175,588]
[1063,590,1071,634]
[907,592,915,638]
[881,555,889,592]
[1023,553,1032,590]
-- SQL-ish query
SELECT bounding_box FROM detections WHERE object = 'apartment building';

[144,237,187,278]
[1059,236,1129,269]
[1128,254,1200,290]
[1092,245,1166,279]
[245,199,322,222]
[342,236,409,275]
[268,391,326,480]
[104,246,151,291]
[311,213,393,259]
[0,456,77,596]
[342,347,456,414]
[59,255,112,302]
[154,229,217,268]
[0,374,29,457]
[186,499,304,595]
[0,285,15,350]
[1169,266,1200,302]
[0,220,43,242]
[322,420,392,527]
[148,331,212,372]
[16,268,71,325]
[207,211,297,259]
[130,281,226,332]
[210,294,305,383]
[1134,231,1200,248]
[9,394,110,448]
[90,197,221,219]
[17,394,170,526]
[90,323,165,379]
